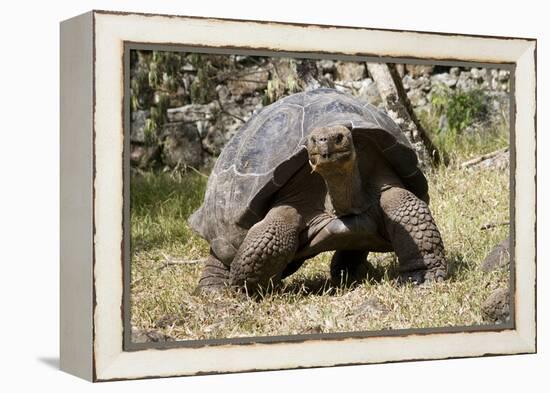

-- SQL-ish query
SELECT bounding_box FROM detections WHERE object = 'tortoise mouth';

[309,149,354,168]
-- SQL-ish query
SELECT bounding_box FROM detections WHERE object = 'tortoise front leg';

[195,251,231,293]
[229,205,303,293]
[380,187,447,284]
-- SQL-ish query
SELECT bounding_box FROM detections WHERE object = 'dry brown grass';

[130,159,509,341]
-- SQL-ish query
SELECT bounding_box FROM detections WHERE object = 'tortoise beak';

[307,134,353,165]
[317,140,331,159]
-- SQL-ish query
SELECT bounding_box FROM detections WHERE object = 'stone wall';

[130,52,510,171]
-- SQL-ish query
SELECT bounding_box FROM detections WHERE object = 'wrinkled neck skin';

[317,156,365,216]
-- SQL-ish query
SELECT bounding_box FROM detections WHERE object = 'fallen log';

[460,147,509,169]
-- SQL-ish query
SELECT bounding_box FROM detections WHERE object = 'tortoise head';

[306,125,356,174]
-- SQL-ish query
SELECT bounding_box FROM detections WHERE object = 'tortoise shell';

[189,88,428,261]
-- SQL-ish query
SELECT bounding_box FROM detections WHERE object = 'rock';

[335,61,365,81]
[227,66,270,97]
[234,55,248,63]
[166,103,216,123]
[497,70,510,91]
[431,73,457,88]
[449,67,461,77]
[488,91,509,114]
[356,78,382,106]
[323,72,334,82]
[206,95,262,155]
[167,86,188,108]
[456,71,478,91]
[130,144,159,169]
[216,84,231,102]
[470,67,487,82]
[131,327,174,343]
[481,237,510,272]
[161,122,203,169]
[166,102,218,144]
[335,80,364,92]
[481,287,510,324]
[401,75,413,91]
[420,76,432,92]
[202,119,237,156]
[405,64,434,78]
[498,69,509,81]
[201,126,226,156]
[407,89,428,107]
[488,69,499,89]
[165,95,261,161]
[130,109,150,143]
[318,59,336,74]
[402,74,431,92]
[487,69,510,92]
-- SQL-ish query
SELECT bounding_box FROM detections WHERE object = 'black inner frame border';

[122,41,517,352]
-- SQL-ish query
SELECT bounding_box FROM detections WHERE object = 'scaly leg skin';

[194,252,230,294]
[330,250,372,287]
[380,187,447,284]
[229,205,303,294]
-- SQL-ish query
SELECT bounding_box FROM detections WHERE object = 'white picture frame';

[60,10,536,381]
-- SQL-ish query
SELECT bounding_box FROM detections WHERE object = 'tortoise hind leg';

[281,258,307,279]
[229,205,303,293]
[330,250,372,287]
[195,251,230,293]
[380,187,447,284]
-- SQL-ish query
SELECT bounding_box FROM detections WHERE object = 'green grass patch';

[130,157,509,340]
[131,171,208,255]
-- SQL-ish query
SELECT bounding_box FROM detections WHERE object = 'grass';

[130,120,510,341]
[131,171,209,255]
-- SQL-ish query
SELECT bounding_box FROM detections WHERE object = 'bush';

[419,84,506,164]
[430,84,488,134]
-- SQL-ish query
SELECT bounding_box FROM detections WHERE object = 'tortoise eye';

[335,133,343,144]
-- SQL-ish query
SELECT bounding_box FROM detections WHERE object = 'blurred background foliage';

[129,51,510,173]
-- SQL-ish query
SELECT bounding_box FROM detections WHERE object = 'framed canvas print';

[60,10,537,381]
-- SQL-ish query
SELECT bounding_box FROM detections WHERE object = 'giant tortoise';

[189,88,447,292]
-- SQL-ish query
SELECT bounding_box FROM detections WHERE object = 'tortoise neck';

[320,156,365,216]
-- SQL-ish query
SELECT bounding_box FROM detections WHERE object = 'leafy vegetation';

[418,84,509,164]
[130,51,186,141]
[130,51,231,142]
[431,84,487,133]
